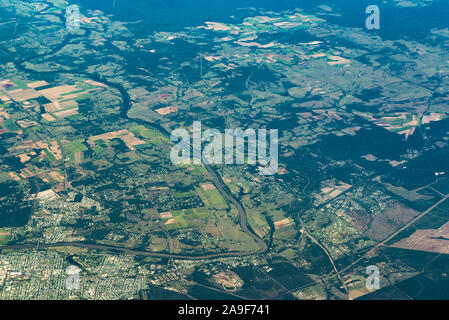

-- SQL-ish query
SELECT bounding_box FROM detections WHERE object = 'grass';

[61,89,86,96]
[167,208,211,230]
[433,178,449,194]
[77,82,96,90]
[74,93,92,101]
[247,209,270,238]
[63,139,88,163]
[390,125,415,133]
[93,145,105,154]
[3,119,19,131]
[63,139,88,153]
[385,183,431,201]
[226,95,247,106]
[44,149,57,162]
[174,191,197,198]
[47,246,89,255]
[67,114,85,121]
[195,186,228,210]
[0,232,10,245]
[70,152,84,163]
[218,218,258,251]
[45,174,57,184]
[389,114,414,126]
[129,125,168,145]
[179,164,208,175]
[166,215,189,230]
[12,78,29,90]
[193,207,210,216]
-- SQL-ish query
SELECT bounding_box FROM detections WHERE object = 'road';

[341,192,449,274]
[293,172,377,292]
[5,28,269,260]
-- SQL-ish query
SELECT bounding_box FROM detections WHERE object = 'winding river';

[3,18,269,260]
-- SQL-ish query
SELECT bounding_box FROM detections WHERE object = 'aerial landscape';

[0,0,448,301]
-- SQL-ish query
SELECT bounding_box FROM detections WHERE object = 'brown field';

[384,183,433,202]
[44,101,61,112]
[38,85,78,100]
[390,221,449,254]
[53,108,79,118]
[60,94,80,101]
[48,171,64,182]
[327,55,351,66]
[422,113,445,124]
[44,100,78,113]
[47,141,62,160]
[0,111,10,119]
[274,218,294,229]
[88,129,145,151]
[159,212,173,219]
[0,79,14,89]
[364,201,420,241]
[36,189,59,200]
[321,187,334,194]
[156,106,178,115]
[120,132,145,150]
[329,189,343,198]
[8,89,41,102]
[60,100,78,109]
[20,167,34,178]
[17,154,30,163]
[165,218,176,225]
[14,140,62,162]
[27,80,49,89]
[74,152,82,163]
[201,183,216,190]
[8,172,21,181]
[42,113,56,122]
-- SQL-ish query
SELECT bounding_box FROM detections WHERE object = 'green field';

[43,149,57,162]
[174,191,197,198]
[63,139,88,152]
[179,164,208,175]
[166,208,210,230]
[130,125,168,145]
[195,186,228,210]
[93,145,105,154]
[62,139,88,162]
[166,213,189,230]
[0,232,10,245]
[3,119,19,132]
[247,209,270,238]
[12,78,30,90]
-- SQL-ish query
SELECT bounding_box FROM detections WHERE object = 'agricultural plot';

[129,125,168,145]
[195,184,228,210]
[62,139,88,163]
[166,207,210,230]
[0,231,10,245]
